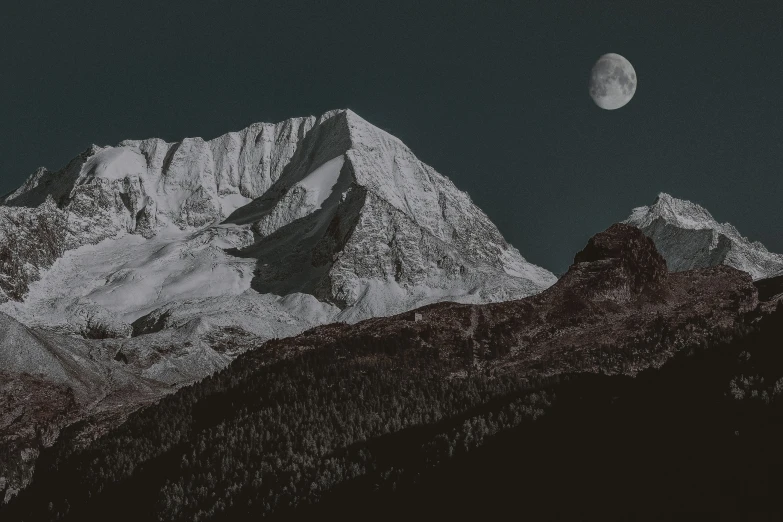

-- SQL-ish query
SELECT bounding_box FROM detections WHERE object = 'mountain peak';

[0,110,555,329]
[221,108,557,314]
[568,223,668,298]
[625,194,783,280]
[629,192,718,231]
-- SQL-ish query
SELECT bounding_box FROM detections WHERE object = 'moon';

[589,53,637,110]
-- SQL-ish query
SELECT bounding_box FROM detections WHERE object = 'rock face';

[225,109,556,319]
[0,109,555,331]
[0,200,68,301]
[625,193,783,280]
[572,223,668,298]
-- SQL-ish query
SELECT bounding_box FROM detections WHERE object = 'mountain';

[0,109,554,336]
[0,110,555,502]
[3,223,770,521]
[625,192,783,280]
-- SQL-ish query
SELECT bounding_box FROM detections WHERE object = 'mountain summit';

[222,109,556,319]
[625,193,783,280]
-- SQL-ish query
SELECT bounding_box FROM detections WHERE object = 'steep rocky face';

[625,193,783,280]
[572,223,667,298]
[0,201,68,301]
[226,109,556,318]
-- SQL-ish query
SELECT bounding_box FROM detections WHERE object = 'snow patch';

[219,192,254,217]
[81,147,147,181]
[293,155,345,210]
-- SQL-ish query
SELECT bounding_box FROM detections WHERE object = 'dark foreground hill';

[309,304,783,520]
[3,224,780,521]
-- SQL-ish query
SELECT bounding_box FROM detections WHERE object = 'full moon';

[589,53,637,110]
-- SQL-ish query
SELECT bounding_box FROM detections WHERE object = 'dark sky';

[2,1,781,274]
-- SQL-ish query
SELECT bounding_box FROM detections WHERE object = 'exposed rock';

[65,300,133,339]
[0,198,68,301]
[572,223,668,297]
[227,109,556,318]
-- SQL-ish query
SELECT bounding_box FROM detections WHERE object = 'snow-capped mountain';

[625,193,783,280]
[0,109,556,501]
[0,110,556,501]
[0,109,555,338]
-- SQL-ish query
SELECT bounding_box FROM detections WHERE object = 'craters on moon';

[589,53,637,110]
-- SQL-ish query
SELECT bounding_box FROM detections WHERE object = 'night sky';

[2,1,781,274]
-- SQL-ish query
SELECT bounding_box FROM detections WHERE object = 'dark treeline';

[300,303,783,520]
[3,321,560,521]
[4,304,782,521]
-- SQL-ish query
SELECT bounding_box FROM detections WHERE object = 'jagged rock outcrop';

[0,200,68,301]
[572,223,668,298]
[625,193,783,280]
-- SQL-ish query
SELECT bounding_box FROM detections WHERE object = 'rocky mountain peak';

[572,223,667,295]
[625,193,783,280]
[0,110,554,334]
